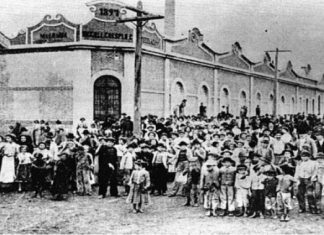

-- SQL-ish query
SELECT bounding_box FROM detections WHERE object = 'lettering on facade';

[82,31,132,41]
[142,23,163,50]
[33,25,75,44]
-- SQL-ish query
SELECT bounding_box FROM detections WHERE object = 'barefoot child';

[277,164,298,222]
[127,160,151,213]
[200,159,220,216]
[16,145,33,192]
[235,164,251,217]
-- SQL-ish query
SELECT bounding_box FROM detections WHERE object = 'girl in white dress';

[0,134,19,184]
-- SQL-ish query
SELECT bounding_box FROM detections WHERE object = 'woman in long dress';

[0,134,19,184]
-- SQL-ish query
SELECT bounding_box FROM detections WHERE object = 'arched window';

[94,75,121,121]
[269,94,274,115]
[199,85,209,115]
[221,87,230,108]
[239,90,247,108]
[306,98,309,114]
[318,96,321,115]
[299,97,303,112]
[172,81,185,115]
[312,99,315,114]
[291,97,295,114]
[281,96,286,115]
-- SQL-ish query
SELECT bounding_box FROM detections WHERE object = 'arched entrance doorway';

[94,75,121,121]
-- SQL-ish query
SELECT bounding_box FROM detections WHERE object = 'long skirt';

[0,156,16,183]
[76,168,92,195]
[126,184,151,205]
[152,164,167,193]
[16,163,31,182]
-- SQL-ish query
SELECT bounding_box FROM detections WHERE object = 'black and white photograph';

[1,0,324,234]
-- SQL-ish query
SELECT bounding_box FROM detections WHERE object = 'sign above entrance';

[86,0,127,22]
[27,14,80,44]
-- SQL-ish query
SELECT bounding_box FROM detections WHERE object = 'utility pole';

[265,48,291,117]
[116,1,164,136]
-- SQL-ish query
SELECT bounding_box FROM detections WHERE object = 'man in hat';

[295,150,318,213]
[219,157,236,216]
[96,137,119,198]
[315,129,324,154]
[297,129,317,159]
[272,132,285,165]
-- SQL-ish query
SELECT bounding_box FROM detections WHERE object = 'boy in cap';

[235,164,251,217]
[219,157,236,216]
[262,168,279,219]
[169,141,193,197]
[200,159,220,216]
[295,150,318,213]
[96,137,119,198]
[120,143,137,196]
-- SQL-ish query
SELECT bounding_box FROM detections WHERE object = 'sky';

[1,0,324,80]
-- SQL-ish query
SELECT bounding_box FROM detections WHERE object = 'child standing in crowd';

[120,143,137,196]
[127,160,151,213]
[200,159,220,216]
[235,164,251,217]
[219,157,236,216]
[250,159,267,218]
[277,164,298,222]
[31,153,47,198]
[75,146,93,196]
[151,143,168,196]
[263,168,279,218]
[16,145,33,192]
[314,152,324,214]
[295,150,318,213]
[51,152,70,200]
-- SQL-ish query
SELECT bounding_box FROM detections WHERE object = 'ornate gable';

[171,28,213,61]
[10,31,26,45]
[218,42,250,70]
[142,23,163,50]
[279,61,297,79]
[253,52,275,75]
[0,32,10,48]
[27,14,81,44]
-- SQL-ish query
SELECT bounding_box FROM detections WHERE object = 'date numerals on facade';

[99,8,120,19]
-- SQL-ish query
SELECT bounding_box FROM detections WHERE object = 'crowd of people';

[1,110,324,222]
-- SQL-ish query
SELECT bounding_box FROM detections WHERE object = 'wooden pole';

[133,1,143,136]
[273,48,279,117]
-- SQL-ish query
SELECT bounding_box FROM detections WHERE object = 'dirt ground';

[1,188,324,234]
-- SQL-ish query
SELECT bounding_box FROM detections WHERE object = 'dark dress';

[51,159,69,197]
[97,145,118,197]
